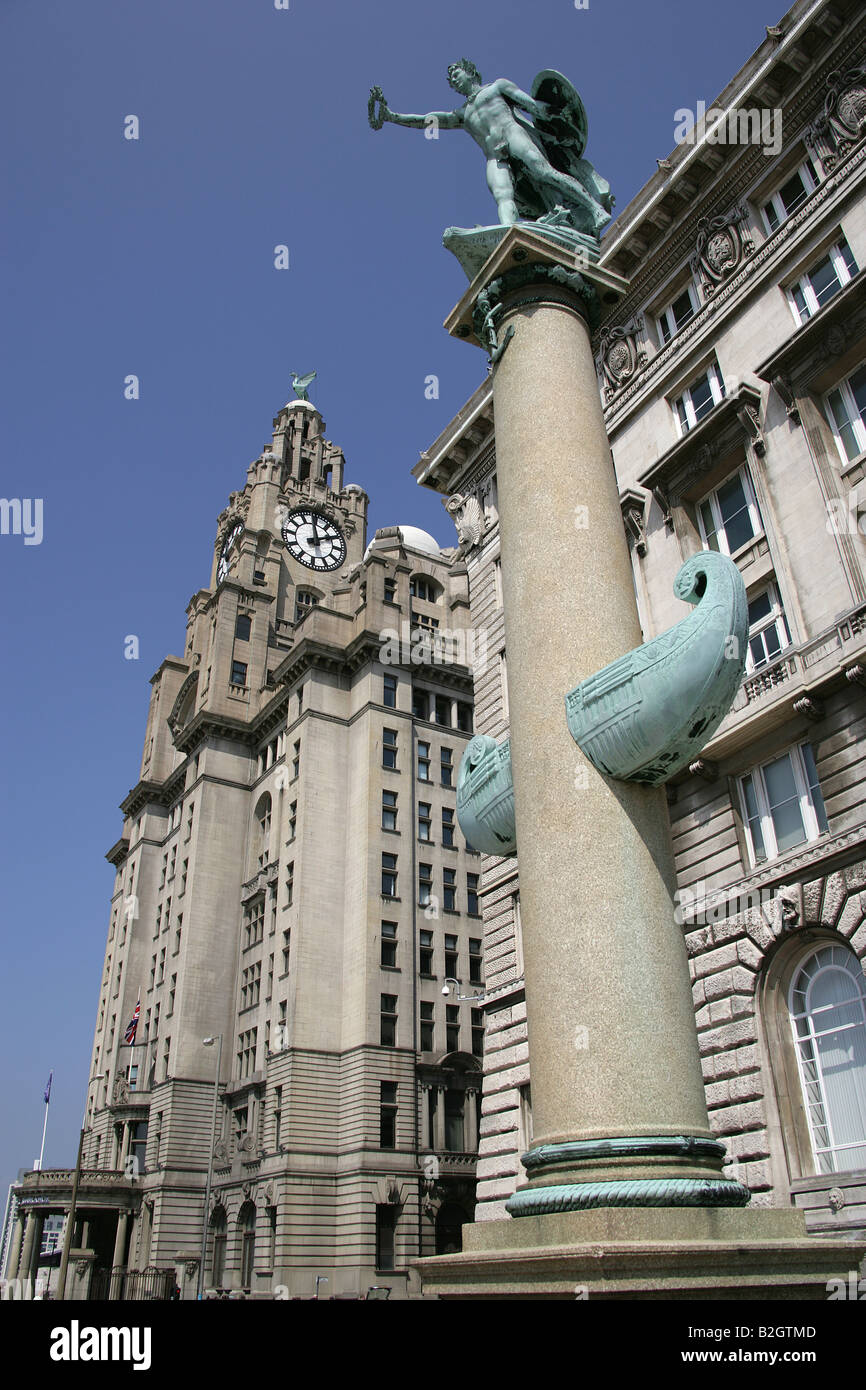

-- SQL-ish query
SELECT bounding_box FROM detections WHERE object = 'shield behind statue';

[531,70,589,169]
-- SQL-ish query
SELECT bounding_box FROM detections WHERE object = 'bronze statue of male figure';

[369,60,612,239]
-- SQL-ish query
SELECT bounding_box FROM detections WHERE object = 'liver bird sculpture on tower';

[290,370,317,402]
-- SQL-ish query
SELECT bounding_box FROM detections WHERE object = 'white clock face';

[281,508,346,571]
[217,522,244,584]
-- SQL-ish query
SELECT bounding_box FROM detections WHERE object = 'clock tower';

[66,390,481,1299]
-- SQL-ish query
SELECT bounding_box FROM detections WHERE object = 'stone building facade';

[416,0,866,1241]
[10,398,484,1300]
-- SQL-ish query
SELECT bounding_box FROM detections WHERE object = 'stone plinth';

[415,1208,866,1300]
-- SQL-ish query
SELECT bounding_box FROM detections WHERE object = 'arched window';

[210,1206,227,1286]
[295,589,321,625]
[254,793,272,871]
[238,1201,256,1288]
[789,944,866,1174]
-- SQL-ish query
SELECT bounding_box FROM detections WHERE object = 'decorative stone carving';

[771,375,800,426]
[828,1187,846,1213]
[692,205,754,296]
[736,400,766,457]
[75,1259,90,1277]
[444,493,487,556]
[113,1077,129,1104]
[213,1140,228,1162]
[768,883,804,931]
[216,490,250,538]
[597,317,646,399]
[807,66,866,171]
[185,1260,199,1278]
[689,759,718,782]
[793,694,824,722]
[456,735,517,857]
[167,670,199,738]
[620,489,648,556]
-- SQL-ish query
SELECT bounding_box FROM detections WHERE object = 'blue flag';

[44,1071,52,1104]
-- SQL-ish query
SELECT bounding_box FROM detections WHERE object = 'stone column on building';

[412,225,866,1296]
[433,1086,446,1152]
[18,1211,39,1285]
[6,1209,25,1279]
[464,1087,478,1155]
[109,1210,130,1298]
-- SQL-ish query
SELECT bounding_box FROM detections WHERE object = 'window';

[420,1000,434,1051]
[235,613,252,641]
[698,466,762,556]
[256,795,272,869]
[380,921,398,969]
[382,790,398,832]
[292,740,300,779]
[168,974,177,1015]
[380,1081,398,1149]
[471,1008,485,1057]
[384,577,397,602]
[276,1000,288,1049]
[231,660,248,688]
[413,610,439,631]
[441,808,455,848]
[440,747,453,787]
[179,859,188,895]
[383,728,398,771]
[762,156,819,233]
[185,803,194,841]
[383,673,397,708]
[288,800,297,841]
[419,863,433,907]
[412,688,430,720]
[174,917,182,956]
[295,589,320,624]
[789,945,866,1174]
[657,283,698,345]
[238,1202,256,1287]
[417,741,431,781]
[410,576,438,602]
[469,939,483,985]
[273,1087,282,1150]
[210,1208,227,1287]
[467,873,480,917]
[456,702,473,733]
[443,868,457,912]
[418,802,432,842]
[500,650,509,721]
[788,238,857,324]
[241,961,262,1010]
[673,362,725,434]
[738,744,829,867]
[435,696,451,726]
[236,1029,257,1078]
[825,362,866,464]
[444,1088,463,1148]
[375,1205,397,1271]
[281,928,291,975]
[382,853,398,898]
[746,584,791,672]
[444,934,458,978]
[380,994,397,1047]
[419,930,434,977]
[157,948,165,985]
[244,898,265,948]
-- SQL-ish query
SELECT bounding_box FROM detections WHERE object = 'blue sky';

[0,0,778,1196]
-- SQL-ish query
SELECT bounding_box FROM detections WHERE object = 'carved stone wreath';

[692,205,753,296]
[597,317,646,398]
[808,66,866,171]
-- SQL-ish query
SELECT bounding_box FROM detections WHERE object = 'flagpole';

[36,1071,53,1171]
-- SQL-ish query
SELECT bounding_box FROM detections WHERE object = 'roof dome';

[364,525,442,560]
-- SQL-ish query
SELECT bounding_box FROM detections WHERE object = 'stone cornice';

[755,267,866,387]
[638,382,763,499]
[599,12,864,313]
[602,138,866,428]
[105,837,130,867]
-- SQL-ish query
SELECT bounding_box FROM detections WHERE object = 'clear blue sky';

[0,0,781,1194]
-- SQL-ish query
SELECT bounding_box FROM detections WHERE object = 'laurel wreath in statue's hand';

[368,86,389,131]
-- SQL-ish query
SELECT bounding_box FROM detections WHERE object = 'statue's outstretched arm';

[386,107,463,130]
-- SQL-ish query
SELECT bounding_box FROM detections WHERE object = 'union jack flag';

[124,999,141,1045]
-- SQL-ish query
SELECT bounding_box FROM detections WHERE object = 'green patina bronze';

[456,734,517,858]
[520,1136,730,1171]
[455,553,748,854]
[368,62,614,277]
[566,550,748,785]
[506,1178,751,1217]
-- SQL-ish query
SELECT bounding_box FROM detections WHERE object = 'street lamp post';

[197,1035,222,1301]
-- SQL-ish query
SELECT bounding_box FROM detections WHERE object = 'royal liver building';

[419,0,866,1246]
[11,395,481,1299]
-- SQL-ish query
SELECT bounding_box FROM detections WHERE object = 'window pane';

[809,254,843,309]
[778,170,808,217]
[671,289,695,331]
[741,774,766,862]
[763,755,806,853]
[690,372,715,422]
[716,474,756,552]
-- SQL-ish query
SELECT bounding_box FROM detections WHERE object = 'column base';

[413,1207,866,1300]
[507,1178,750,1216]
